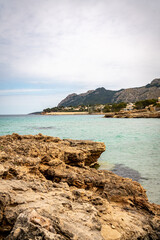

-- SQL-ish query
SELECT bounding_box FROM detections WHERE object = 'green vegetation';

[43,107,63,113]
[103,102,127,112]
[134,99,157,109]
[58,88,117,107]
[103,104,111,112]
[111,102,127,112]
[43,98,159,114]
[43,106,88,113]
[43,102,127,114]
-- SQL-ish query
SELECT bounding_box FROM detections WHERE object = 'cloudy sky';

[0,0,160,114]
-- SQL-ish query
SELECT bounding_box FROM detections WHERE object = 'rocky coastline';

[0,133,160,240]
[104,110,160,118]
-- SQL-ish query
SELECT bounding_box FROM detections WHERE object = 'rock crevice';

[0,133,160,240]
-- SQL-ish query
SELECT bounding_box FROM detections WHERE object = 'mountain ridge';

[58,78,160,107]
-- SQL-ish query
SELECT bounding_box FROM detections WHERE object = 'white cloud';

[0,0,160,114]
[0,0,160,90]
[0,88,52,95]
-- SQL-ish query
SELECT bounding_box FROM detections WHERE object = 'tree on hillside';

[134,99,157,109]
[111,102,127,112]
[103,104,111,112]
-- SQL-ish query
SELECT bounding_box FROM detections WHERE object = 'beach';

[44,111,89,115]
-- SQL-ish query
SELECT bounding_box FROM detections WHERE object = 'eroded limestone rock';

[0,133,160,240]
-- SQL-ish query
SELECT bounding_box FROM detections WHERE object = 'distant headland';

[29,78,160,117]
[39,79,160,117]
[57,78,160,107]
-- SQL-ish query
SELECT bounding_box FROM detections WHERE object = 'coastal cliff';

[0,134,160,240]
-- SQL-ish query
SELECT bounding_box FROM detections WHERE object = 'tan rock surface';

[105,111,160,118]
[0,133,160,240]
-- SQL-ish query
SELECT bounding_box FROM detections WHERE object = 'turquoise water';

[0,115,160,204]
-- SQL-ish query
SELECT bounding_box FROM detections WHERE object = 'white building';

[124,103,134,111]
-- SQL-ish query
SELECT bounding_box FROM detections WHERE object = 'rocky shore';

[0,133,160,240]
[104,110,160,118]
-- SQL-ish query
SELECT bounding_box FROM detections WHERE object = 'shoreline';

[0,133,160,239]
[44,111,88,115]
[43,112,105,115]
[42,110,160,117]
[104,110,160,118]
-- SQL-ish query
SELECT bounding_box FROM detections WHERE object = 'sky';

[0,0,160,114]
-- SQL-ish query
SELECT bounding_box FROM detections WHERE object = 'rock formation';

[0,133,160,240]
[58,78,160,107]
[104,110,160,118]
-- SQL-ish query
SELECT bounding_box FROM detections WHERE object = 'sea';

[0,114,160,204]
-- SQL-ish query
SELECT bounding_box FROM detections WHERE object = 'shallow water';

[0,114,159,204]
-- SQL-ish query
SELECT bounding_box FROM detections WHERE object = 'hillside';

[58,78,160,107]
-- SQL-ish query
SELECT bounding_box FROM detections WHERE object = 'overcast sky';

[0,0,160,114]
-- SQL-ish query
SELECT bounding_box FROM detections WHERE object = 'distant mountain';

[58,79,160,107]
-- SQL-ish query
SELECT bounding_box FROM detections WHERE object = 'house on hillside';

[94,105,105,112]
[124,103,134,111]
